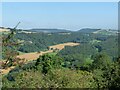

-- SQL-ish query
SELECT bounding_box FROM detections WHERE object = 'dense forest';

[14,30,118,54]
[1,29,120,88]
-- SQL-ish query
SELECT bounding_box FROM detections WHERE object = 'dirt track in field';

[1,42,80,75]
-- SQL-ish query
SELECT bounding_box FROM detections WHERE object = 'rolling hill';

[28,28,72,33]
[78,28,101,33]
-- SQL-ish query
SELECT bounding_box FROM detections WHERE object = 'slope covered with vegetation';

[1,28,120,88]
[2,53,120,88]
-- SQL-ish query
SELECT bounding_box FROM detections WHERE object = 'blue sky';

[2,2,118,30]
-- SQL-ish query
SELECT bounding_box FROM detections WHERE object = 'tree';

[35,54,63,74]
[2,22,20,68]
[109,58,120,88]
[91,52,112,70]
[91,53,118,88]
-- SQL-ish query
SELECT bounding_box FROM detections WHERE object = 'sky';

[2,2,118,30]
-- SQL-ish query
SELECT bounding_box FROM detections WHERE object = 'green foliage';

[91,52,112,70]
[91,53,120,88]
[2,29,119,88]
[2,68,96,88]
[94,35,118,58]
[14,30,118,59]
[35,54,63,74]
[109,60,120,88]
[15,32,94,52]
[2,29,20,68]
[2,52,120,88]
[58,43,96,70]
[1,53,95,88]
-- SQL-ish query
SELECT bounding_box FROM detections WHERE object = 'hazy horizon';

[2,2,118,31]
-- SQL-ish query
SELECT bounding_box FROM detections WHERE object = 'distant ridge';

[28,28,72,33]
[78,28,101,33]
